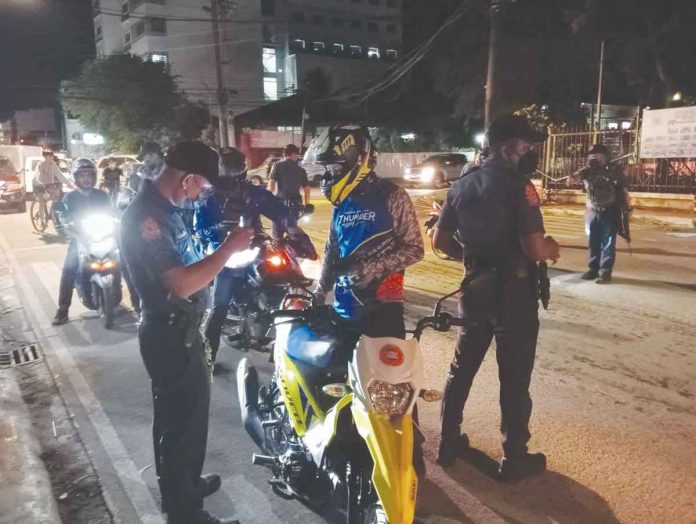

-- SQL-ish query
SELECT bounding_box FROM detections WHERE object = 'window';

[262,47,277,75]
[121,2,129,21]
[95,25,103,39]
[349,44,362,57]
[291,38,306,50]
[264,77,278,100]
[124,31,132,44]
[367,47,380,59]
[385,48,397,59]
[148,17,166,35]
[133,20,146,37]
[331,43,344,54]
[261,0,275,16]
[291,12,305,22]
[387,24,396,33]
[367,22,378,32]
[312,14,325,25]
[331,17,345,27]
[350,19,362,29]
[149,52,168,64]
[262,24,275,44]
[312,41,325,52]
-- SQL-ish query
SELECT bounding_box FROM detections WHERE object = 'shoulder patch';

[525,182,541,207]
[140,217,162,241]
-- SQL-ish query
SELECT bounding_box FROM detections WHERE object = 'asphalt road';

[1,188,694,524]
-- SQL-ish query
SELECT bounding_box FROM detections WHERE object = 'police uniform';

[438,156,545,461]
[120,178,211,518]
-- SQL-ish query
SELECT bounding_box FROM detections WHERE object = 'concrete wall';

[545,189,694,211]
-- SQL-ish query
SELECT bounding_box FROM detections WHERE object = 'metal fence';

[535,126,696,194]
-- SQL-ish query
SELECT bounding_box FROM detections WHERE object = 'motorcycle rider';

[51,159,112,326]
[313,125,424,337]
[101,157,123,197]
[197,147,296,363]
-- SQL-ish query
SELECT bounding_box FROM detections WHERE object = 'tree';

[62,54,208,151]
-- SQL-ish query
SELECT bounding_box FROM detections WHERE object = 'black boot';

[498,452,546,483]
[199,474,221,498]
[51,307,69,326]
[436,433,470,467]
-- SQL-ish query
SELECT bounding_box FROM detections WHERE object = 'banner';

[640,106,696,158]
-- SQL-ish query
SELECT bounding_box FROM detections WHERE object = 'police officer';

[567,143,630,284]
[51,159,112,326]
[120,141,253,524]
[267,143,310,239]
[433,115,560,482]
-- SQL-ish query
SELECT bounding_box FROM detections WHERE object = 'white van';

[0,145,44,196]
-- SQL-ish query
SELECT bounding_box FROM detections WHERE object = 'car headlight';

[420,166,435,180]
[367,380,414,416]
[404,167,411,176]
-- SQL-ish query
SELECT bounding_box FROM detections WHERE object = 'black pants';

[139,317,211,518]
[441,266,539,458]
[58,240,80,310]
[205,269,245,360]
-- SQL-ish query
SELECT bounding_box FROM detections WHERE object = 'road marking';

[0,236,164,524]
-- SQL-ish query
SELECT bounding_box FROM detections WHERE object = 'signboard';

[640,106,696,158]
[248,130,297,149]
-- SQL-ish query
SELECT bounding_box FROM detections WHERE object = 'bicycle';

[30,184,62,234]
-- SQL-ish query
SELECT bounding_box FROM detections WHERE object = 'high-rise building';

[91,0,402,117]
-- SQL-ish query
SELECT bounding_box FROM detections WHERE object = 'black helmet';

[71,158,98,189]
[305,124,376,206]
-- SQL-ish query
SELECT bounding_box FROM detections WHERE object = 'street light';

[475,133,485,146]
[672,92,683,102]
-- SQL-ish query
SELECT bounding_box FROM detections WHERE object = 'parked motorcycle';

[224,210,317,351]
[66,213,122,329]
[237,290,462,524]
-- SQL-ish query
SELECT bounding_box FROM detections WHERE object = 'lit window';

[621,121,632,130]
[312,41,325,52]
[292,38,306,50]
[264,77,278,100]
[150,52,168,64]
[349,45,362,57]
[262,47,277,75]
[385,49,397,59]
[367,47,380,59]
[331,43,344,54]
[607,122,619,130]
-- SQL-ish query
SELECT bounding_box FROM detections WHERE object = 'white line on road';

[0,236,164,524]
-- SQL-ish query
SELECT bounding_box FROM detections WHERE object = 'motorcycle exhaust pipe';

[236,358,267,451]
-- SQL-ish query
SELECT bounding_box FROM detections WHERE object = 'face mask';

[516,151,539,176]
[179,176,213,210]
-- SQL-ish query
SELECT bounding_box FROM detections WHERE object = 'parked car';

[0,156,27,213]
[246,156,281,186]
[403,153,469,188]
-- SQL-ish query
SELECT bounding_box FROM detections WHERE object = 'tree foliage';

[62,54,209,152]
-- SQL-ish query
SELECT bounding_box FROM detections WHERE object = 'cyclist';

[34,149,71,214]
[52,159,112,326]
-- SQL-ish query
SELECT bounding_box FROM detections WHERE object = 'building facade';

[91,0,402,118]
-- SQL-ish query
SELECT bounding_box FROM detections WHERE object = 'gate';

[536,126,696,194]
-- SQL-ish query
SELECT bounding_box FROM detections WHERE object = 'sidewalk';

[0,260,61,523]
[542,202,694,230]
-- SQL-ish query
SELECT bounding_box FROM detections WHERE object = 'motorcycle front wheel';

[99,286,115,329]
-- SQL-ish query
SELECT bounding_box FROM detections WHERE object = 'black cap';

[137,141,163,161]
[486,114,548,146]
[588,143,610,155]
[164,141,220,185]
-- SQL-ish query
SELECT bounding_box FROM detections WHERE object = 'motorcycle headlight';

[367,380,414,416]
[91,238,115,252]
[83,214,115,241]
[225,246,260,268]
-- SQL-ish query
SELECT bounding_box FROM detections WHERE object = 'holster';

[166,293,206,349]
[537,262,551,310]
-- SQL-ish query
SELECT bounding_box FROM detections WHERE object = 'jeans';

[204,268,245,360]
[58,241,80,310]
[586,208,619,274]
[441,264,539,458]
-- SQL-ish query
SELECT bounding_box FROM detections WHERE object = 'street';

[1,189,695,524]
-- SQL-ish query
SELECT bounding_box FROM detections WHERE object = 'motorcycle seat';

[286,324,349,370]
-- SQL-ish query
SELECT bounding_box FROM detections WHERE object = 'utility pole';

[210,0,229,147]
[595,39,605,135]
[484,0,503,129]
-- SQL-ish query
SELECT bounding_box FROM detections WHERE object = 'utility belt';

[141,294,207,349]
[462,256,550,310]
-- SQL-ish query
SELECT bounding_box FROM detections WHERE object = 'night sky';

[0,0,94,119]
